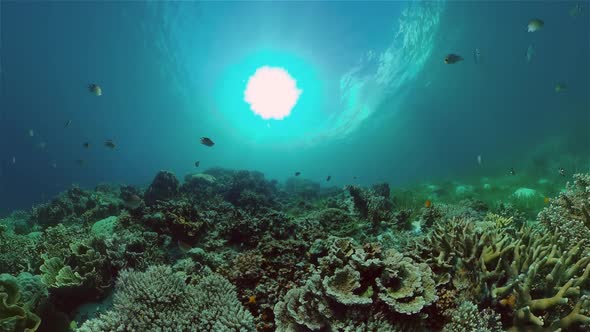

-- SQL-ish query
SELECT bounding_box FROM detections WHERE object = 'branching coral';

[442,301,502,332]
[0,225,36,275]
[490,227,590,329]
[77,265,254,332]
[539,173,590,252]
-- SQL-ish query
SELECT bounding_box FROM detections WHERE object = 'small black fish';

[195,161,200,167]
[88,83,102,96]
[353,176,357,180]
[326,176,331,182]
[444,54,464,64]
[64,120,72,128]
[83,142,90,148]
[104,140,116,149]
[510,168,516,176]
[295,172,301,176]
[559,167,566,177]
[200,137,215,147]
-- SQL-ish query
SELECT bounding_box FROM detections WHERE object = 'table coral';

[274,237,437,330]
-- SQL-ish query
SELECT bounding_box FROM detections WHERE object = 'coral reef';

[539,173,590,252]
[442,301,502,332]
[76,265,254,331]
[1,168,589,331]
[29,186,121,227]
[0,273,43,332]
[143,170,180,206]
[274,237,437,330]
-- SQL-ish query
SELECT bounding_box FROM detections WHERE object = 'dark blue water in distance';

[0,1,588,215]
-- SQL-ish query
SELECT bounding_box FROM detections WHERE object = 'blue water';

[1,1,588,215]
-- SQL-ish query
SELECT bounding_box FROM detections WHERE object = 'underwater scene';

[1,1,589,331]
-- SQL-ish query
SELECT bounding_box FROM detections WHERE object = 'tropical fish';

[425,200,432,208]
[295,172,301,176]
[559,167,566,177]
[510,168,516,176]
[64,120,72,128]
[83,142,90,148]
[555,83,567,93]
[527,18,544,32]
[88,83,102,96]
[477,155,482,166]
[473,48,482,64]
[544,197,550,204]
[326,175,331,182]
[195,161,200,167]
[200,137,215,147]
[28,129,34,137]
[104,139,116,149]
[11,156,15,164]
[525,44,535,63]
[444,54,464,64]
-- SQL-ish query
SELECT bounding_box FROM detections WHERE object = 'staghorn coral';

[77,265,254,332]
[490,226,590,330]
[485,212,514,229]
[274,237,437,330]
[539,173,590,252]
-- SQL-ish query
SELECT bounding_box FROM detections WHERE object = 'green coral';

[0,225,35,275]
[0,274,41,332]
[39,257,83,289]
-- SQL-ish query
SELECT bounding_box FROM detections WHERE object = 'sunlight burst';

[244,66,302,120]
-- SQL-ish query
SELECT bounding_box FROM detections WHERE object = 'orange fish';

[543,197,550,204]
[425,200,432,208]
[248,295,256,304]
